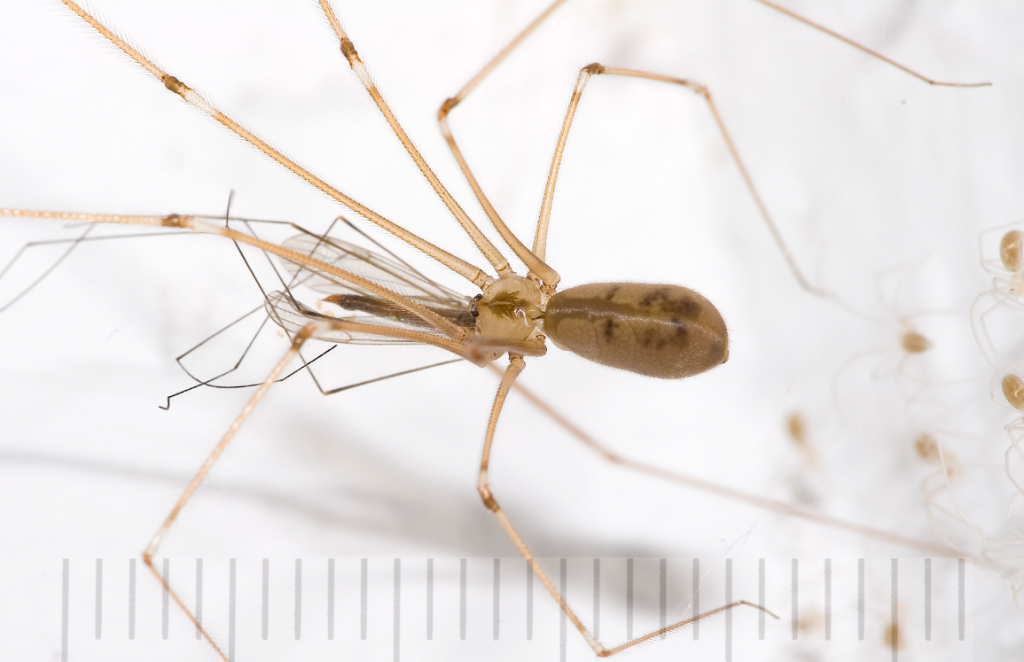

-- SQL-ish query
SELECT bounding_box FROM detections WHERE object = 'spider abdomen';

[543,282,728,379]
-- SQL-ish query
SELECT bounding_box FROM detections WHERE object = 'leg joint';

[477,483,499,511]
[162,74,187,98]
[438,97,458,120]
[339,38,358,64]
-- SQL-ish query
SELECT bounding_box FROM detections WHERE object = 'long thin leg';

[436,1,569,289]
[142,322,319,662]
[166,214,471,403]
[0,209,469,342]
[55,0,493,290]
[434,0,988,289]
[751,0,990,88]
[535,63,829,297]
[315,318,546,365]
[496,364,992,563]
[142,319,477,661]
[314,0,513,278]
[0,225,92,313]
[0,227,219,314]
[478,356,775,656]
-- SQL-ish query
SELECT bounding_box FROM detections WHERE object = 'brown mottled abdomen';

[543,282,728,379]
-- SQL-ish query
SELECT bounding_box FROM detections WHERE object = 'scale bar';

[34,556,975,661]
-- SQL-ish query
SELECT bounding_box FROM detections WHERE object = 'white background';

[0,0,1022,660]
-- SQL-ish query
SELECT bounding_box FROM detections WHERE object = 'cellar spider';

[912,373,1024,614]
[997,373,1024,535]
[0,0,1016,658]
[830,254,950,426]
[973,222,1024,372]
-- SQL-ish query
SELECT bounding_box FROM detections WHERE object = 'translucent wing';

[279,232,469,307]
[265,229,476,345]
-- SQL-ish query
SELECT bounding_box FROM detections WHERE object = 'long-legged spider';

[1,0,1018,659]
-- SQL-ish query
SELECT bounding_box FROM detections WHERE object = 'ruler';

[2,555,973,661]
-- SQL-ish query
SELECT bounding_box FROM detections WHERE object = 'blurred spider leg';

[315,0,513,277]
[142,322,320,662]
[479,356,775,656]
[1003,375,1024,503]
[498,365,977,560]
[55,0,492,289]
[972,290,1023,372]
[534,63,829,297]
[751,0,991,87]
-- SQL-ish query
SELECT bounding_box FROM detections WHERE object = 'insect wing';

[279,233,469,307]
